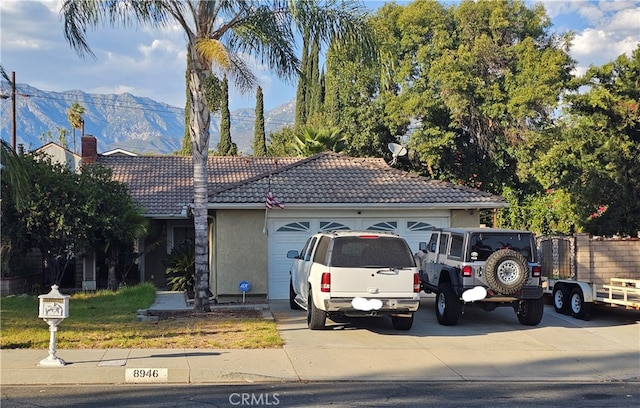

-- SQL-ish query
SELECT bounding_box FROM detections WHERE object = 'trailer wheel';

[569,287,591,320]
[552,285,571,315]
[485,249,529,294]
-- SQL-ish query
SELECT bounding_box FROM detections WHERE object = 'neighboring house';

[35,142,83,172]
[79,136,508,301]
[101,148,139,157]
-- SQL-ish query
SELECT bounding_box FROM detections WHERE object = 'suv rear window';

[469,233,533,262]
[329,236,415,268]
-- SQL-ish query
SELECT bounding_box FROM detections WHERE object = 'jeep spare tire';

[484,249,529,295]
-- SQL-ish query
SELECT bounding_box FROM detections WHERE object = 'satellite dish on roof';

[387,143,407,166]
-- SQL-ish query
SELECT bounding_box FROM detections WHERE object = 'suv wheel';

[516,298,544,325]
[485,249,529,294]
[391,314,414,330]
[307,291,326,330]
[435,283,462,326]
[289,279,302,310]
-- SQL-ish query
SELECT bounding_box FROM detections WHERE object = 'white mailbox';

[39,285,69,319]
[38,284,70,366]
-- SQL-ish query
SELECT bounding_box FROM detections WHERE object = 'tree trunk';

[188,50,212,312]
[107,250,119,291]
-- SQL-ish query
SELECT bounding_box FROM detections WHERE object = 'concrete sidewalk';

[1,293,639,385]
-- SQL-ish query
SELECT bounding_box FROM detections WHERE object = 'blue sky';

[1,0,638,111]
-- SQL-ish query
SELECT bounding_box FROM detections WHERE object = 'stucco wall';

[450,209,481,228]
[214,209,267,297]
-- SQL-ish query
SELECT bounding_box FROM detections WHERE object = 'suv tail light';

[320,273,331,292]
[414,273,420,293]
[531,265,541,277]
[462,266,473,277]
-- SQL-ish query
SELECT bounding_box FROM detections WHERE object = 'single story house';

[77,136,507,300]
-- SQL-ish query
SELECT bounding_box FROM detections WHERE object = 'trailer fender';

[552,280,594,303]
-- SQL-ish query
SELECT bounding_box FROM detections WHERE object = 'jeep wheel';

[307,292,326,330]
[435,283,462,326]
[289,279,302,310]
[552,284,570,315]
[516,298,544,326]
[485,249,529,294]
[569,287,591,320]
[391,314,414,330]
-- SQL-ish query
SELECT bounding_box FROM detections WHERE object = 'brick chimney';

[81,135,97,164]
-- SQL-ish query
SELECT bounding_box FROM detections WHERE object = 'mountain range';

[0,83,295,155]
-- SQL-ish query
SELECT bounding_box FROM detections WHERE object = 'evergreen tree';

[178,56,192,155]
[253,86,267,156]
[294,28,310,131]
[216,75,237,156]
[306,35,321,119]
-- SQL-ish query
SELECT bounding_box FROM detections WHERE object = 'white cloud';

[571,3,639,72]
[2,0,638,112]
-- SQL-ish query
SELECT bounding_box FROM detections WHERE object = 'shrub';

[164,243,195,293]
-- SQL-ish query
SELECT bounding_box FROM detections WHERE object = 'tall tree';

[67,102,85,153]
[253,86,267,156]
[529,47,640,235]
[178,56,193,156]
[294,27,310,132]
[216,75,237,156]
[61,0,374,311]
[367,0,573,191]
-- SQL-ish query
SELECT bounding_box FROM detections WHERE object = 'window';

[367,221,397,232]
[277,222,310,232]
[449,234,464,258]
[320,221,351,231]
[469,233,533,261]
[304,237,317,261]
[330,236,414,268]
[313,236,331,265]
[439,234,449,255]
[407,221,436,231]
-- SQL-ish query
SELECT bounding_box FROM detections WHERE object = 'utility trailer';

[544,277,640,319]
[538,234,640,320]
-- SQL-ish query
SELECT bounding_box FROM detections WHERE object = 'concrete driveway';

[270,295,640,382]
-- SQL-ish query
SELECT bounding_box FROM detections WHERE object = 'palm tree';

[291,126,346,156]
[67,102,85,154]
[60,0,375,311]
[0,139,29,210]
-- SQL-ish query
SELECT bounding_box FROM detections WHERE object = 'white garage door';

[267,217,448,299]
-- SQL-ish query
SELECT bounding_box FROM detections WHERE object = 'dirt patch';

[148,309,263,321]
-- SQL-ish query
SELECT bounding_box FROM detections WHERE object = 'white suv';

[287,231,421,330]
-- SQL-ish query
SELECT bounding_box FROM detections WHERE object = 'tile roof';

[98,152,506,217]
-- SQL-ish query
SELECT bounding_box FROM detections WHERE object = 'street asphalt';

[1,291,639,385]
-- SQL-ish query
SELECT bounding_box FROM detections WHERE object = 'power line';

[0,82,295,126]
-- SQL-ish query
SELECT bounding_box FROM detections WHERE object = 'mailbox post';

[38,284,69,366]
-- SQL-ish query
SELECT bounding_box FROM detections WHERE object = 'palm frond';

[60,0,174,59]
[196,39,231,69]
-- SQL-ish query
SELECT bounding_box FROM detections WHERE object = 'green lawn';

[0,283,282,349]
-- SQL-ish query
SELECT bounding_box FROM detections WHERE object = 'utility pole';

[11,71,16,151]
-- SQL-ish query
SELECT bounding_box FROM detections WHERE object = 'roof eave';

[207,202,509,210]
